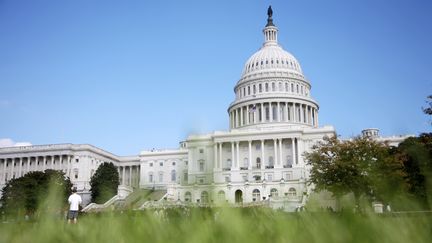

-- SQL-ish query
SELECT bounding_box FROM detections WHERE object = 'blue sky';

[0,0,431,155]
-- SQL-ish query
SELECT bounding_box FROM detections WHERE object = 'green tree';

[90,162,120,203]
[396,133,432,209]
[305,136,406,208]
[0,170,72,217]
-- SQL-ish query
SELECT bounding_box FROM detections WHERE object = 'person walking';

[67,188,82,224]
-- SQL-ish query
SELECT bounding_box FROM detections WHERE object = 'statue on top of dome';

[267,5,273,18]
[266,5,274,27]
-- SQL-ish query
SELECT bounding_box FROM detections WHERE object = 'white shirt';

[68,193,82,211]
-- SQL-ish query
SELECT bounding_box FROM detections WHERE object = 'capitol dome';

[228,6,319,130]
[240,41,306,85]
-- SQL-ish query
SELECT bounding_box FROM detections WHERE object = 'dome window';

[282,60,284,64]
[271,60,274,64]
[261,61,263,65]
[276,60,279,64]
[266,60,268,64]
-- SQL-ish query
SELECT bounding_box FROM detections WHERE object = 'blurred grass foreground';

[1,207,431,243]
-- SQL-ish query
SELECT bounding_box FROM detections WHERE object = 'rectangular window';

[159,173,163,182]
[199,149,204,153]
[199,161,204,172]
[159,162,163,166]
[184,172,188,181]
[225,176,230,182]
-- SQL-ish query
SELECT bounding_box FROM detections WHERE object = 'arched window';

[185,191,192,202]
[253,85,256,94]
[279,82,282,91]
[218,190,225,202]
[256,157,261,168]
[272,82,275,91]
[148,172,153,183]
[285,82,288,91]
[252,189,261,202]
[248,86,251,95]
[259,84,262,92]
[73,169,79,179]
[201,191,209,203]
[265,83,269,92]
[270,188,278,198]
[291,83,294,92]
[171,170,176,182]
[288,188,297,197]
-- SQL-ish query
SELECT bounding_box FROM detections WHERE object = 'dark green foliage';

[396,133,432,209]
[0,170,72,216]
[90,162,119,203]
[305,136,406,208]
[423,95,432,116]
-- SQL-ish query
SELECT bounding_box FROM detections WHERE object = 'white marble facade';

[0,10,410,209]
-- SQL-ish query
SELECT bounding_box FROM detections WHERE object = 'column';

[42,156,46,171]
[240,107,243,126]
[292,103,296,122]
[27,157,30,175]
[253,105,257,124]
[246,106,250,125]
[236,141,240,169]
[67,156,71,177]
[231,142,235,169]
[260,103,264,122]
[18,158,22,177]
[279,139,283,167]
[312,109,315,126]
[248,140,252,169]
[213,143,217,170]
[122,166,125,185]
[235,109,239,127]
[10,159,14,179]
[261,140,265,169]
[2,159,6,183]
[300,104,304,123]
[269,103,273,122]
[277,102,281,122]
[292,138,297,165]
[285,102,289,121]
[273,139,277,167]
[219,143,223,169]
[129,166,132,186]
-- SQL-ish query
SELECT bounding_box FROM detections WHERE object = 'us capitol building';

[0,8,409,211]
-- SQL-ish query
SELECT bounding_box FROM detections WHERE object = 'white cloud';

[0,138,32,148]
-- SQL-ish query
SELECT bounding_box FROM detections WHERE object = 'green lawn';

[0,208,431,243]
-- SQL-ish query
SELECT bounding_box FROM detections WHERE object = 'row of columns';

[213,138,298,171]
[230,102,318,129]
[119,165,140,187]
[0,155,73,184]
